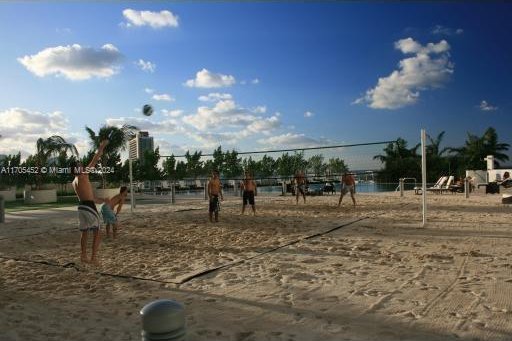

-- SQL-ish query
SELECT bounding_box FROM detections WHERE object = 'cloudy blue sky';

[0,2,511,165]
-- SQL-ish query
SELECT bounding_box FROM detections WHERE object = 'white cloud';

[144,88,154,94]
[0,108,85,157]
[106,116,181,134]
[183,100,275,132]
[432,25,464,36]
[182,99,251,131]
[153,139,189,157]
[479,100,498,111]
[161,109,183,117]
[252,106,267,114]
[184,68,236,88]
[355,38,454,109]
[186,131,241,148]
[258,133,327,148]
[122,9,179,28]
[251,78,260,84]
[246,116,280,135]
[152,93,174,102]
[304,111,314,118]
[18,44,122,81]
[182,97,281,145]
[136,59,156,73]
[198,93,233,102]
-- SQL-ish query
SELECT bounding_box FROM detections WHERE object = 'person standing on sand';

[338,172,356,207]
[241,171,257,215]
[70,140,109,265]
[208,170,224,222]
[294,171,307,205]
[101,186,128,239]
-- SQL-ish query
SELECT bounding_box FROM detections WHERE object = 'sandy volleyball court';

[1,191,512,340]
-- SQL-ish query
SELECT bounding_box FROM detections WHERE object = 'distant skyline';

[1,2,511,167]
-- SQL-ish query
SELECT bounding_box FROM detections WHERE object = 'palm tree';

[449,127,509,171]
[425,131,452,180]
[85,124,138,188]
[34,135,78,189]
[373,138,421,182]
[426,131,450,157]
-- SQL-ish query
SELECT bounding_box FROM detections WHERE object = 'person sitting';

[323,182,335,195]
[450,177,464,193]
[500,172,512,188]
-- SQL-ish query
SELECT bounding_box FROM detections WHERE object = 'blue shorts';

[101,204,117,224]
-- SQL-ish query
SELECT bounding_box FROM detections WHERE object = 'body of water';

[163,182,411,199]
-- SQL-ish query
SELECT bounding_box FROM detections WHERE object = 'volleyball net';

[129,140,396,200]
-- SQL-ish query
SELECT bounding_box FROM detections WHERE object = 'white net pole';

[129,157,134,212]
[421,129,427,227]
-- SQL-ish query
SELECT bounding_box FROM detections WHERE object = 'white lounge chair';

[415,176,447,195]
[426,176,450,194]
[440,175,455,194]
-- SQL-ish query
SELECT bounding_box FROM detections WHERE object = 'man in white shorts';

[338,172,356,207]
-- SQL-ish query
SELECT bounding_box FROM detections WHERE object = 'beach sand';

[1,191,512,340]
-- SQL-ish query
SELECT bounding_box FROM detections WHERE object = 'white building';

[128,131,154,164]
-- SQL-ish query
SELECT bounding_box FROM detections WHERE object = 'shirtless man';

[208,170,224,222]
[71,140,109,265]
[338,172,356,207]
[294,171,307,205]
[101,186,128,239]
[241,171,257,215]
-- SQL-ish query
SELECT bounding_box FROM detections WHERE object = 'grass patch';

[5,196,78,213]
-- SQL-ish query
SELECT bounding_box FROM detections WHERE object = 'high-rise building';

[128,131,154,164]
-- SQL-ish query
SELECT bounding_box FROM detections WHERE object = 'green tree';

[374,138,421,182]
[327,157,348,175]
[162,155,177,180]
[175,161,187,180]
[139,147,162,181]
[212,146,224,171]
[85,124,138,188]
[242,156,259,175]
[449,127,509,172]
[307,155,326,176]
[33,135,78,189]
[0,153,22,188]
[276,152,306,177]
[222,150,243,178]
[426,131,451,181]
[257,155,276,178]
[184,151,203,178]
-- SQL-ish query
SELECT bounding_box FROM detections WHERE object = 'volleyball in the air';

[142,104,154,116]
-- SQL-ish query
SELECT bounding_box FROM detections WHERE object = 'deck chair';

[425,176,449,194]
[440,176,455,194]
[414,176,447,195]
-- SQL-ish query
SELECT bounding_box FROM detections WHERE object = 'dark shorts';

[243,191,255,205]
[209,195,220,213]
[296,184,306,195]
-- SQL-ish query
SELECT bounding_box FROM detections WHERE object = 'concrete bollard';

[281,181,286,196]
[464,177,470,199]
[0,195,4,223]
[399,178,404,197]
[171,184,176,204]
[140,299,186,341]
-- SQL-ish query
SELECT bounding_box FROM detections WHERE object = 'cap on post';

[140,299,186,341]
